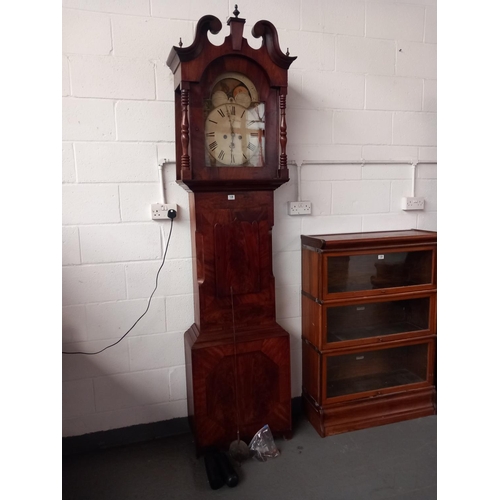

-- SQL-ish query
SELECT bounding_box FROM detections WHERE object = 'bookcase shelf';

[301,229,437,437]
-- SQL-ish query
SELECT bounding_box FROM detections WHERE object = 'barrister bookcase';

[301,229,437,437]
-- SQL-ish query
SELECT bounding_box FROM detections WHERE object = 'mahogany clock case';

[167,11,295,453]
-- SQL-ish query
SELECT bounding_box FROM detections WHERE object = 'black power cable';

[63,215,175,355]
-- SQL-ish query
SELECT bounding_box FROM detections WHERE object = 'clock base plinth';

[184,323,292,454]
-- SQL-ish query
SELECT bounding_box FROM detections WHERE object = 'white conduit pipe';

[289,160,437,202]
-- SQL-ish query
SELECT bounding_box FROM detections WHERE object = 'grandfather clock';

[167,7,296,452]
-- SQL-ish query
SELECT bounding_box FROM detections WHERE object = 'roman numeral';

[240,110,246,118]
[206,132,215,137]
[217,109,225,118]
[250,132,259,137]
[248,120,257,125]
[247,143,257,151]
[209,141,218,151]
[209,120,217,124]
[218,150,225,160]
[230,153,235,164]
[230,106,236,115]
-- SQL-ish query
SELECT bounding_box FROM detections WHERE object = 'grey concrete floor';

[62,415,436,500]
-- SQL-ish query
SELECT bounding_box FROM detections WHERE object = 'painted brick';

[366,2,425,42]
[302,71,365,110]
[362,213,418,232]
[416,212,437,232]
[301,165,362,181]
[301,0,365,36]
[62,184,120,225]
[273,251,301,287]
[86,298,166,341]
[125,260,171,299]
[116,101,174,141]
[424,7,437,44]
[62,379,95,418]
[155,61,175,101]
[62,263,127,306]
[69,55,156,99]
[331,180,391,214]
[165,294,194,333]
[158,218,193,260]
[416,179,437,211]
[62,305,87,344]
[393,112,437,146]
[112,16,193,61]
[151,0,227,23]
[337,36,395,75]
[278,30,334,71]
[94,369,170,412]
[169,366,187,401]
[287,108,333,145]
[287,144,362,163]
[129,332,184,371]
[417,163,437,179]
[79,224,161,264]
[63,56,70,96]
[75,143,158,182]
[418,147,437,162]
[62,9,111,55]
[390,179,414,211]
[423,80,437,112]
[63,0,150,16]
[362,165,413,180]
[396,41,437,79]
[301,181,333,215]
[275,285,301,320]
[301,214,362,235]
[272,218,302,253]
[62,143,76,183]
[62,98,115,141]
[62,226,81,266]
[277,316,302,351]
[362,145,419,162]
[334,110,393,145]
[163,259,195,296]
[63,400,188,437]
[366,75,423,111]
[62,338,130,381]
[119,183,160,222]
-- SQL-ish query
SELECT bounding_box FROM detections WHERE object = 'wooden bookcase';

[301,229,437,437]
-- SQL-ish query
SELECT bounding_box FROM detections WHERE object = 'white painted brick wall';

[62,0,437,437]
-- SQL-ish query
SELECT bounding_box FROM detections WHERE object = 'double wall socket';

[288,201,312,215]
[151,203,178,219]
[402,197,425,211]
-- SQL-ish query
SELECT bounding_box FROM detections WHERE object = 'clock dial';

[205,103,264,166]
[205,72,265,166]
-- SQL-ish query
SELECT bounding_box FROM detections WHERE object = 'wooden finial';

[179,37,183,47]
[286,48,290,56]
[233,4,240,18]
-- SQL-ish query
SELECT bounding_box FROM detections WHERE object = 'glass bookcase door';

[326,296,431,345]
[325,343,429,400]
[326,249,433,296]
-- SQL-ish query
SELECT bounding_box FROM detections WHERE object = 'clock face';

[205,73,265,167]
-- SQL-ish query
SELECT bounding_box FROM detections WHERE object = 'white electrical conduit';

[288,160,437,202]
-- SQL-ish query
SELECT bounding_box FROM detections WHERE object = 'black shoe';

[215,451,239,488]
[204,450,225,490]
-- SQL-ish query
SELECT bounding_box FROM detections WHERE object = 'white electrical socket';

[288,201,312,215]
[151,203,178,219]
[402,197,425,211]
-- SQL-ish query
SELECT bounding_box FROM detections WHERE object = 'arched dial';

[205,103,264,166]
